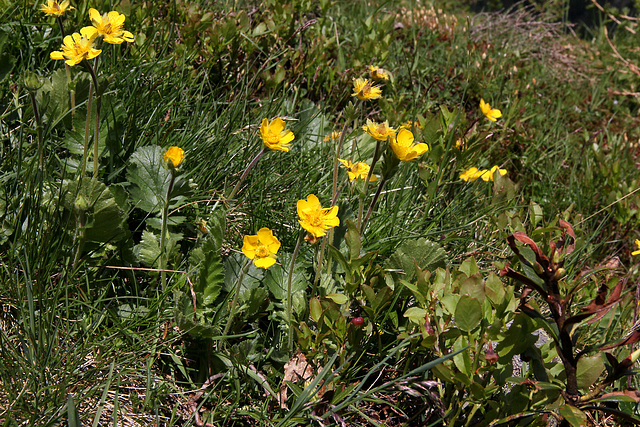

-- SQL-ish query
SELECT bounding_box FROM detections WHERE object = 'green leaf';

[127,145,171,213]
[326,293,348,305]
[198,238,224,305]
[558,405,587,427]
[454,295,482,332]
[459,257,479,278]
[385,238,447,281]
[459,274,485,301]
[404,307,427,325]
[485,272,506,307]
[63,178,127,244]
[309,297,322,323]
[67,394,81,427]
[264,252,308,300]
[134,230,161,267]
[576,354,605,391]
[344,219,361,261]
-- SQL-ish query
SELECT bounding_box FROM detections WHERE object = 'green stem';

[357,138,384,231]
[313,234,328,293]
[160,169,177,290]
[80,81,94,180]
[227,147,268,202]
[83,60,101,179]
[360,177,387,233]
[223,259,252,338]
[287,230,305,350]
[28,91,43,175]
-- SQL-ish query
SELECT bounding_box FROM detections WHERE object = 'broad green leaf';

[326,293,348,305]
[264,252,308,300]
[344,219,361,262]
[404,307,427,325]
[385,238,447,281]
[485,272,506,307]
[558,405,587,427]
[576,354,605,391]
[63,178,127,244]
[459,257,479,278]
[455,295,482,332]
[459,274,485,301]
[309,298,322,323]
[127,145,171,213]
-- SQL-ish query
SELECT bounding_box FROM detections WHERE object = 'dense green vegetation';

[2,0,640,424]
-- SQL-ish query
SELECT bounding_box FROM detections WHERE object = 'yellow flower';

[632,239,640,256]
[324,131,342,143]
[260,118,295,152]
[485,165,507,181]
[40,0,73,16]
[362,119,396,141]
[401,120,423,130]
[297,194,340,238]
[480,98,502,122]
[50,27,101,66]
[86,8,134,44]
[455,139,466,150]
[164,146,184,168]
[390,128,429,161]
[459,167,485,182]
[242,227,281,269]
[368,65,390,81]
[338,159,377,182]
[352,77,382,101]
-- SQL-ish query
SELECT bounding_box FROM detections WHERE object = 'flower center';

[267,134,280,144]
[309,213,323,227]
[256,245,270,258]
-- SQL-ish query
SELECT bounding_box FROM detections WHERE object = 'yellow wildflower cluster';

[48,5,134,66]
[324,131,342,143]
[632,240,640,256]
[460,166,507,182]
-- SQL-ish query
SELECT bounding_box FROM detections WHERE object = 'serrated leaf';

[127,145,171,213]
[134,230,161,267]
[198,238,224,305]
[385,238,447,281]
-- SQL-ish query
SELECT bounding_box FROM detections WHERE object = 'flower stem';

[160,168,177,290]
[287,230,305,350]
[83,60,101,179]
[357,138,384,231]
[80,81,94,180]
[361,177,387,233]
[223,258,252,339]
[227,147,268,202]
